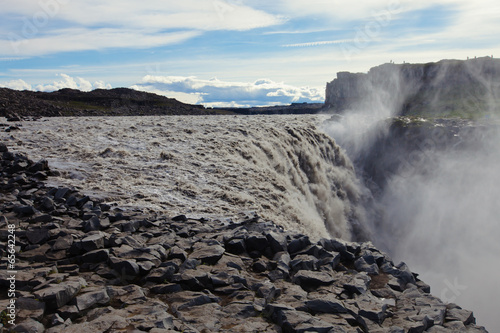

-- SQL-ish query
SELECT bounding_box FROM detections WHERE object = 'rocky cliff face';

[325,57,500,118]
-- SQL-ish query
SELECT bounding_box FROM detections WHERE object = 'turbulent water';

[1,115,368,241]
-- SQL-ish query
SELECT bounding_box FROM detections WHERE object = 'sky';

[1,0,500,107]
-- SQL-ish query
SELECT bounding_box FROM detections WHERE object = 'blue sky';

[1,0,500,107]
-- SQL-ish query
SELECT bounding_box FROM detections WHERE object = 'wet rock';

[0,147,488,333]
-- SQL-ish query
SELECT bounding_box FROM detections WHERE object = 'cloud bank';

[131,75,325,107]
[1,74,323,107]
[0,74,112,92]
[0,0,284,57]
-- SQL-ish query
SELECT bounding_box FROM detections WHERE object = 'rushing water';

[1,115,368,241]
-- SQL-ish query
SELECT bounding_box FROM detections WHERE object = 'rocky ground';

[0,144,488,332]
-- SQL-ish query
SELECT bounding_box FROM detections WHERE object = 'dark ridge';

[0,87,230,118]
[218,103,325,115]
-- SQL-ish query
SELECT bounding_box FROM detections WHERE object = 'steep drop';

[1,115,367,241]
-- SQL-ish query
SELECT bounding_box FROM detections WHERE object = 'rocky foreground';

[0,144,488,332]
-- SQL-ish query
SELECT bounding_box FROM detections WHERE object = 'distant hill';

[0,87,225,118]
[217,103,324,115]
[325,57,500,119]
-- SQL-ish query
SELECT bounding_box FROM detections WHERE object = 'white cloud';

[0,78,32,90]
[131,75,324,107]
[0,0,283,57]
[283,40,355,48]
[34,74,112,92]
[1,74,112,92]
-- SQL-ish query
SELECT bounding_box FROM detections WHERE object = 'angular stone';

[83,216,102,232]
[222,301,257,319]
[266,231,287,254]
[82,249,110,263]
[14,205,37,216]
[445,307,475,325]
[145,266,177,284]
[34,277,87,310]
[189,244,225,265]
[42,197,55,211]
[150,283,183,294]
[169,291,221,312]
[16,297,46,321]
[305,298,348,314]
[381,262,416,286]
[74,288,110,311]
[54,188,71,200]
[292,270,334,291]
[288,235,311,254]
[290,254,318,272]
[12,318,45,333]
[344,273,371,295]
[358,304,388,324]
[225,238,246,254]
[245,234,269,253]
[172,270,210,291]
[52,235,74,251]
[255,281,280,303]
[113,259,141,277]
[355,257,379,275]
[30,214,54,223]
[26,228,50,244]
[168,246,188,261]
[80,233,105,252]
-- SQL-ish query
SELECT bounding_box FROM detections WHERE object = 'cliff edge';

[325,57,500,118]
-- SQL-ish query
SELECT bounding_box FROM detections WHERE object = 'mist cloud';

[322,61,500,329]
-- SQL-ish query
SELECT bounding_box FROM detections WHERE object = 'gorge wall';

[325,57,500,118]
[322,58,500,330]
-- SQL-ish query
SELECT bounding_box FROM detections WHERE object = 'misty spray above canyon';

[322,56,500,329]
